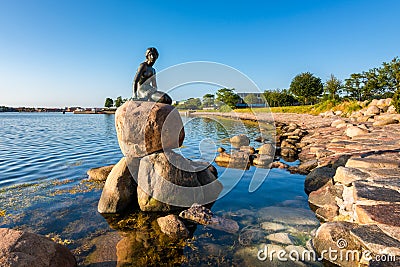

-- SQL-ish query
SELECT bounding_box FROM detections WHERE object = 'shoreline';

[193,110,400,265]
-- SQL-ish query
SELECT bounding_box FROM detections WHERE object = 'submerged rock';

[179,204,239,233]
[157,215,189,239]
[266,232,294,245]
[256,206,319,227]
[0,228,77,267]
[260,222,286,232]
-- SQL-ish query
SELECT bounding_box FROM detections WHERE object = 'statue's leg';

[151,91,172,104]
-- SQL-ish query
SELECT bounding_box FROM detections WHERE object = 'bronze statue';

[132,47,172,104]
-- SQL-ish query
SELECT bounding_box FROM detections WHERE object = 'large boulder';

[115,100,185,158]
[0,228,77,267]
[137,151,222,211]
[365,105,381,116]
[98,157,139,213]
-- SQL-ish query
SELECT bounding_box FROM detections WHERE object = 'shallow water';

[0,112,321,266]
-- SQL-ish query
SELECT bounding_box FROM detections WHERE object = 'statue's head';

[145,47,159,65]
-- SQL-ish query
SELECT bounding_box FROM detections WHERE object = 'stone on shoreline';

[230,134,250,147]
[333,166,370,186]
[304,166,336,194]
[280,147,297,159]
[257,143,275,156]
[115,100,185,158]
[98,157,139,213]
[0,228,77,267]
[214,151,251,169]
[345,125,369,138]
[240,146,256,154]
[314,222,400,266]
[253,154,273,167]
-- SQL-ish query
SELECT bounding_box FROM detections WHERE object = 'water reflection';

[89,212,197,266]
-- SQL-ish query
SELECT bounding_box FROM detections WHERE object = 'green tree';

[115,96,125,107]
[202,93,215,108]
[289,72,323,104]
[344,73,363,100]
[324,74,343,100]
[343,57,400,101]
[184,98,202,109]
[378,57,400,94]
[392,89,400,113]
[263,89,296,107]
[104,97,113,108]
[216,88,240,109]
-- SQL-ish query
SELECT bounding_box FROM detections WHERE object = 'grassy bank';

[232,100,363,115]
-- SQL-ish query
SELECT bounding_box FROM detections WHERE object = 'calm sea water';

[0,112,320,266]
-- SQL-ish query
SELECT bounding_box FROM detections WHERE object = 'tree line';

[104,96,128,108]
[104,57,399,110]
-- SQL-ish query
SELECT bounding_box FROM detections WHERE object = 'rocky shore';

[194,99,400,266]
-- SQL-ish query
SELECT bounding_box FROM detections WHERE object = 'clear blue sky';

[1,0,399,107]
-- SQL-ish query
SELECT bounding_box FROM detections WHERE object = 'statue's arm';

[133,63,145,98]
[151,69,157,89]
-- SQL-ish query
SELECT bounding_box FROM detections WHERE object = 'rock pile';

[96,100,222,214]
[88,100,234,240]
[275,122,308,161]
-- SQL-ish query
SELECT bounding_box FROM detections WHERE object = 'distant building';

[66,107,82,112]
[236,92,267,108]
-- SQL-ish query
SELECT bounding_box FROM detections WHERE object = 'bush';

[219,104,233,113]
[392,89,400,113]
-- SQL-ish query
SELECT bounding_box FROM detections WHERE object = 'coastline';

[192,110,400,265]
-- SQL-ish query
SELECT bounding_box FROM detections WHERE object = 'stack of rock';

[275,122,308,160]
[97,100,222,214]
